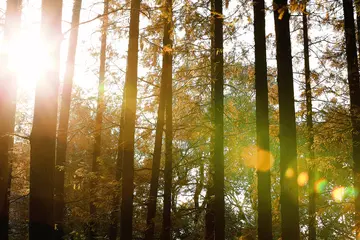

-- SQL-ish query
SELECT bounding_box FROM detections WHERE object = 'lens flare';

[332,186,345,202]
[241,146,274,171]
[345,186,358,198]
[297,172,309,186]
[285,168,294,178]
[314,178,327,194]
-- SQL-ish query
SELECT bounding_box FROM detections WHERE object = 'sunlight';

[241,146,274,171]
[5,30,53,91]
[332,187,345,203]
[297,172,309,186]
[285,168,294,178]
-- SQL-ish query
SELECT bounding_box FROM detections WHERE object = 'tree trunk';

[88,1,108,238]
[108,104,124,240]
[29,0,62,239]
[0,1,21,239]
[212,0,225,239]
[161,0,173,238]
[253,0,273,239]
[120,0,141,238]
[302,4,316,240]
[54,0,82,239]
[342,0,360,235]
[144,2,172,237]
[273,1,300,239]
[205,1,216,238]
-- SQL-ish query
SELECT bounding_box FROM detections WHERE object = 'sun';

[5,28,53,92]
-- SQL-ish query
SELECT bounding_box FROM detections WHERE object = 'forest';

[1,0,360,239]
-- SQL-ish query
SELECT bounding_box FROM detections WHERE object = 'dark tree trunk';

[144,1,173,237]
[161,0,173,238]
[302,4,316,240]
[108,104,124,240]
[54,0,82,239]
[120,0,141,238]
[0,1,21,239]
[89,1,108,238]
[253,0,273,239]
[205,1,216,238]
[273,1,300,239]
[342,0,360,235]
[212,0,225,239]
[29,0,62,239]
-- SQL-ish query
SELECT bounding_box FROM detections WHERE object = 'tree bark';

[273,1,300,239]
[144,2,172,237]
[302,4,316,240]
[29,0,62,239]
[342,0,360,235]
[161,0,173,238]
[212,0,225,239]
[54,0,82,239]
[108,104,124,240]
[253,0,273,239]
[205,1,216,238]
[0,1,21,239]
[120,0,141,238]
[88,1,108,238]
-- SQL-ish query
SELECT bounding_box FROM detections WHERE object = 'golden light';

[297,172,308,186]
[1,23,55,92]
[241,146,274,171]
[285,168,294,178]
[332,186,345,203]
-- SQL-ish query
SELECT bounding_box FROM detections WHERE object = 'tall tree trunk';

[89,1,108,238]
[253,0,273,239]
[273,1,300,239]
[144,3,172,237]
[212,0,225,239]
[205,1,216,238]
[302,4,316,240]
[29,0,62,238]
[108,105,124,240]
[0,1,21,239]
[161,0,173,238]
[120,0,140,238]
[54,0,82,239]
[342,0,360,235]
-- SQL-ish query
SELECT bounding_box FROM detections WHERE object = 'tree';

[302,3,316,239]
[88,0,108,238]
[29,0,62,238]
[253,0,273,239]
[213,0,225,239]
[0,0,21,239]
[273,0,300,239]
[144,2,170,238]
[342,0,360,235]
[54,0,82,239]
[108,106,124,240]
[161,0,174,238]
[120,0,141,238]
